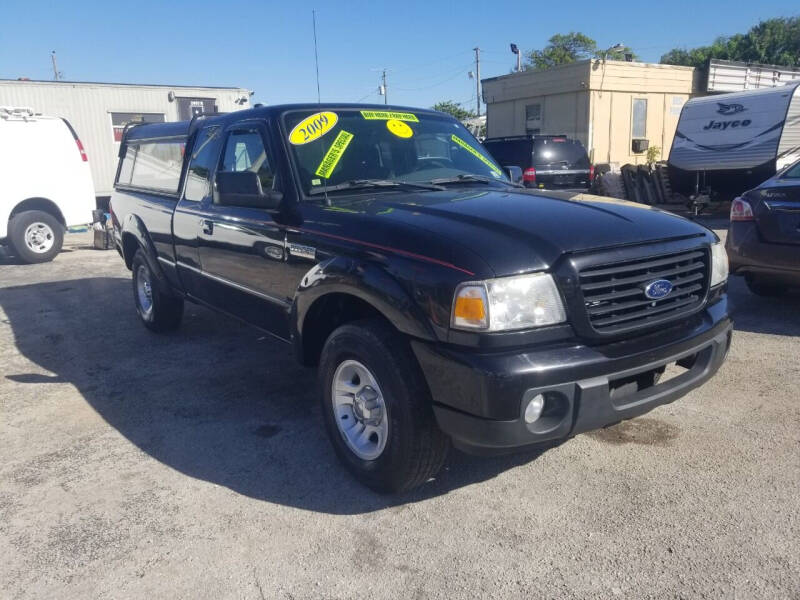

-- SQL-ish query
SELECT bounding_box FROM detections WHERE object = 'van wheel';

[319,318,449,493]
[745,274,786,297]
[131,250,183,332]
[8,210,64,264]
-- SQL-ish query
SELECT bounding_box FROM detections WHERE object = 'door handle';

[201,219,214,235]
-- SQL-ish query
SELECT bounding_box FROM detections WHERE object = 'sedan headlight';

[452,273,566,331]
[710,242,729,288]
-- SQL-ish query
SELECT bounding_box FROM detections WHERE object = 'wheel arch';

[119,213,174,293]
[9,197,67,229]
[293,258,439,367]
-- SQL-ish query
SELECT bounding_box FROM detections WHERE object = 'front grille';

[579,247,709,335]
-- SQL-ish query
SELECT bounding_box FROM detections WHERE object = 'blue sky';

[1,0,796,109]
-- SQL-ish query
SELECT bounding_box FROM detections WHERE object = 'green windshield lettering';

[450,135,502,175]
[315,130,354,178]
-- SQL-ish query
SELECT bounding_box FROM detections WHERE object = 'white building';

[0,79,252,201]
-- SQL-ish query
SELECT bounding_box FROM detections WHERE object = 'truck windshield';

[282,108,508,196]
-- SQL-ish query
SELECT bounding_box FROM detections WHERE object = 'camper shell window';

[116,136,186,194]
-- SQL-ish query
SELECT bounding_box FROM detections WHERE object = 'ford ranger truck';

[109,104,732,493]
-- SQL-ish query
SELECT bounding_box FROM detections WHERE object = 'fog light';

[524,393,545,424]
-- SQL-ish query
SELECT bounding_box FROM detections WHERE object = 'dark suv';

[726,158,800,295]
[110,103,731,493]
[483,135,593,189]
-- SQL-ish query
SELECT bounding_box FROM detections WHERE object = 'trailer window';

[632,99,647,140]
[123,139,185,193]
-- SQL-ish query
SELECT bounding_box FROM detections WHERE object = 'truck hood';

[345,188,711,277]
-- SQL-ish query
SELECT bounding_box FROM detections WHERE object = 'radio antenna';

[312,10,321,103]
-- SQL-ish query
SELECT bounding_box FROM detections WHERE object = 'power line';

[389,49,474,74]
[392,63,473,91]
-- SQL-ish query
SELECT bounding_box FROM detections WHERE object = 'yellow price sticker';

[386,119,413,138]
[360,110,419,122]
[289,111,338,145]
[315,130,354,178]
[450,134,502,175]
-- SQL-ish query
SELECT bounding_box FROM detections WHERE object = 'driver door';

[194,120,291,338]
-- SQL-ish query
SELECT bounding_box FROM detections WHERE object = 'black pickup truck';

[110,103,732,492]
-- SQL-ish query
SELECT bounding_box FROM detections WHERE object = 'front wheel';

[8,210,64,264]
[131,250,184,332]
[319,318,449,493]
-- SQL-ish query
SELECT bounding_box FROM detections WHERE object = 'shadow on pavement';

[0,276,551,514]
[726,275,800,337]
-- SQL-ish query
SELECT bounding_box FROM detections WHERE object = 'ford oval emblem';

[643,279,673,300]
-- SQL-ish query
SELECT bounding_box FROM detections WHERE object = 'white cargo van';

[0,107,95,263]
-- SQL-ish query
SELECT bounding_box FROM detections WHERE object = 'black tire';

[319,318,449,493]
[745,274,787,297]
[8,210,64,264]
[131,249,184,332]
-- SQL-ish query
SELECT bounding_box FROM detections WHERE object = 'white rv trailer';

[668,82,800,198]
[0,79,252,204]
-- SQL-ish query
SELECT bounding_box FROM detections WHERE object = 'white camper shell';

[669,82,800,174]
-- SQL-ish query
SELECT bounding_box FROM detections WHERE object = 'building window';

[525,103,542,121]
[111,112,165,142]
[632,98,647,139]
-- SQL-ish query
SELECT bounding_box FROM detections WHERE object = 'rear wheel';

[319,318,449,493]
[8,210,64,264]
[745,274,787,297]
[131,250,183,332]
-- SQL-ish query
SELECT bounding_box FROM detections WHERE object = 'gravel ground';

[1,227,798,599]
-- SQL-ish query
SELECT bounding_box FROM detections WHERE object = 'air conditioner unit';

[632,138,649,153]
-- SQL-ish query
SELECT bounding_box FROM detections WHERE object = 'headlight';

[710,242,729,288]
[452,273,566,331]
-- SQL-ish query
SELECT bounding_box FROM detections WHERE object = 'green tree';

[660,17,800,67]
[432,100,475,121]
[524,32,637,70]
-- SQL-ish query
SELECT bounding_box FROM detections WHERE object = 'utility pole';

[51,51,60,81]
[382,69,388,105]
[473,47,481,117]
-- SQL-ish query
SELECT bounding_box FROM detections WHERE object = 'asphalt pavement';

[1,227,798,599]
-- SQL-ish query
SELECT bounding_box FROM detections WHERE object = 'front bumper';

[412,299,732,454]
[726,221,800,284]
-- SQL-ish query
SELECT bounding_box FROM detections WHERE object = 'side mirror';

[216,171,282,209]
[504,165,523,184]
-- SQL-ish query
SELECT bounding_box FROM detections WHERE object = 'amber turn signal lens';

[454,296,486,321]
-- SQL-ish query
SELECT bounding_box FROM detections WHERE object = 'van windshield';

[282,108,508,196]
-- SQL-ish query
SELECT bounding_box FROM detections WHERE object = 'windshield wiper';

[429,174,524,188]
[308,179,444,196]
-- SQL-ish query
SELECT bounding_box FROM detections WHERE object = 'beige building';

[482,60,702,165]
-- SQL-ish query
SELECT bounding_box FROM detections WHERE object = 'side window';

[781,162,800,179]
[125,139,185,193]
[117,145,137,185]
[184,126,222,201]
[219,127,275,192]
